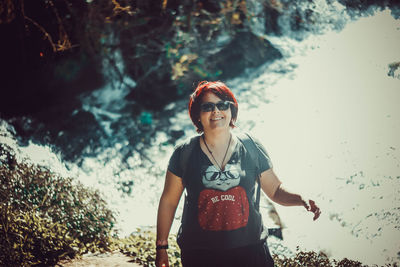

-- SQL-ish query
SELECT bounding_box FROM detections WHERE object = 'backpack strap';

[177,135,200,231]
[177,132,283,240]
[180,133,262,210]
[236,132,262,212]
[179,135,200,181]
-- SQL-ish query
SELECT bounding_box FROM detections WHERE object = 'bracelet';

[156,244,169,250]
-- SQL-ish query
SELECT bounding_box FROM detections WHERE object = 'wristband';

[156,244,169,250]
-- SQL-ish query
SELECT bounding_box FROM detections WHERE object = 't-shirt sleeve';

[167,145,184,178]
[253,137,273,174]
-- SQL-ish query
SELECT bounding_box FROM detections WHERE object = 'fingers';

[156,250,169,267]
[309,199,317,209]
[313,207,321,220]
[157,260,169,267]
[157,262,168,267]
[302,199,310,211]
[308,199,321,220]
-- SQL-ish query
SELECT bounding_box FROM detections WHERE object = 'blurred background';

[1,0,399,265]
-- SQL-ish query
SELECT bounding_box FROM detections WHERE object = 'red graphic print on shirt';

[198,186,249,231]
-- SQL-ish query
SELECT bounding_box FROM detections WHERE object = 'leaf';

[172,62,188,80]
[179,54,198,63]
[162,0,168,10]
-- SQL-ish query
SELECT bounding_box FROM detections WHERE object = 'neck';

[203,129,231,148]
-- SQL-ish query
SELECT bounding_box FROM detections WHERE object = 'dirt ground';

[58,252,142,267]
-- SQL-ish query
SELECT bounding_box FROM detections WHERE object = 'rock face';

[125,31,282,110]
[212,31,282,79]
[126,65,178,111]
[122,29,282,110]
[2,0,399,162]
[116,1,286,111]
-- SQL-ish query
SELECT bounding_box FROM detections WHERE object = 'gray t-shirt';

[168,135,272,251]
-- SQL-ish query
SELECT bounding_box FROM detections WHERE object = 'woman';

[156,81,321,267]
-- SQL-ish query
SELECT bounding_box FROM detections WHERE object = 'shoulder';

[235,131,271,161]
[174,134,201,151]
[168,134,201,179]
[251,135,268,152]
[171,134,201,161]
[235,132,266,151]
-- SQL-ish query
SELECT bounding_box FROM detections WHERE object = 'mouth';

[211,116,224,121]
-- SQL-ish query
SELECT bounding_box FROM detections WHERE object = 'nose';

[212,105,221,112]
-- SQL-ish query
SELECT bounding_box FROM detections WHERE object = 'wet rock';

[264,4,282,35]
[120,18,178,110]
[170,129,185,141]
[200,0,221,13]
[127,70,178,110]
[388,62,400,80]
[212,31,282,79]
[337,0,400,18]
[9,108,108,162]
[338,0,386,11]
[51,110,107,161]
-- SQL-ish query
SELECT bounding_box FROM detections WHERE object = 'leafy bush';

[117,232,387,267]
[117,229,181,267]
[0,143,117,266]
[272,248,368,267]
[0,208,77,266]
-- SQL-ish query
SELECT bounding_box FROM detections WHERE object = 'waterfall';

[1,1,399,265]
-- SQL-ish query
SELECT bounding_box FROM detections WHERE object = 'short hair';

[188,81,238,133]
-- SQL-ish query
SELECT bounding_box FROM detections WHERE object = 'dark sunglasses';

[200,101,233,112]
[204,170,240,181]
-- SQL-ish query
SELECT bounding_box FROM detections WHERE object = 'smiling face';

[199,92,232,133]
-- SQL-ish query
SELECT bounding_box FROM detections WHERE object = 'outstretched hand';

[303,199,321,220]
[156,249,169,267]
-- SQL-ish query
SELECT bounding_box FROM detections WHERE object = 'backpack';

[178,132,283,239]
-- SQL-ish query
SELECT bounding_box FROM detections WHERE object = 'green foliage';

[272,247,368,267]
[117,232,382,267]
[1,142,386,267]
[140,111,153,125]
[0,208,77,266]
[116,229,181,267]
[0,143,117,266]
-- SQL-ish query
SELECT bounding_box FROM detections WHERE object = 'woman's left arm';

[260,168,321,221]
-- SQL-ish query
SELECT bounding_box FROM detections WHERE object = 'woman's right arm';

[156,170,184,267]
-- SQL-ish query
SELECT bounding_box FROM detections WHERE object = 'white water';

[5,8,399,266]
[234,9,400,265]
